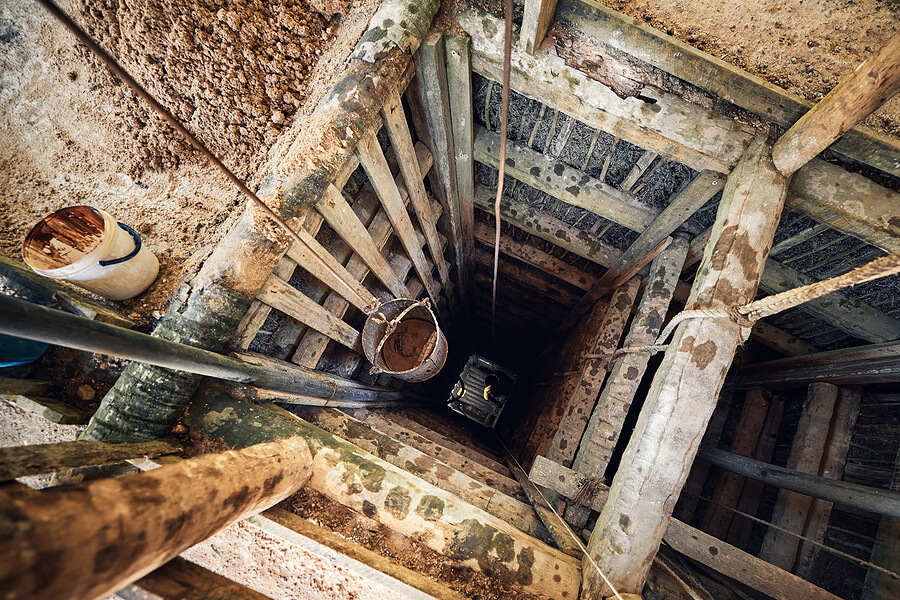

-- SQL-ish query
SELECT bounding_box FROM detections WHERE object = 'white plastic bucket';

[22,206,159,301]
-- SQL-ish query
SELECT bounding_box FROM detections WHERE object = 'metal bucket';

[362,298,448,382]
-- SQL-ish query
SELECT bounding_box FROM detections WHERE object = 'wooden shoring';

[758,383,838,569]
[863,439,900,600]
[529,455,609,514]
[125,556,270,600]
[473,222,598,291]
[546,277,641,467]
[357,131,442,308]
[295,407,552,541]
[473,247,581,307]
[702,388,771,538]
[795,387,862,577]
[572,235,689,478]
[183,391,583,600]
[0,435,314,600]
[291,143,434,369]
[0,439,181,481]
[521,0,559,54]
[554,0,900,179]
[771,34,900,176]
[584,136,789,596]
[382,88,450,287]
[459,5,754,175]
[474,126,658,233]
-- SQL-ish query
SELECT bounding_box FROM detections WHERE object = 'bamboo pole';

[0,436,313,600]
[772,33,900,176]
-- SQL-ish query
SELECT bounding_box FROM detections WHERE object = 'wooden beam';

[735,339,900,387]
[474,223,597,290]
[473,249,581,307]
[459,5,753,174]
[772,34,900,176]
[474,126,657,232]
[748,320,819,357]
[863,442,900,600]
[474,185,620,268]
[554,0,900,180]
[584,136,789,596]
[521,0,559,54]
[529,455,609,513]
[357,131,442,307]
[572,236,688,477]
[291,143,434,369]
[184,391,583,600]
[0,435,313,600]
[126,557,271,600]
[664,519,844,600]
[0,439,181,481]
[8,394,87,425]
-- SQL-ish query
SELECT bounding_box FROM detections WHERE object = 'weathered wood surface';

[294,406,551,541]
[459,6,754,174]
[584,136,789,596]
[0,435,313,600]
[292,144,434,369]
[621,150,658,192]
[663,519,844,600]
[125,557,270,600]
[9,394,88,425]
[702,388,771,538]
[473,249,580,307]
[0,439,181,481]
[474,223,597,291]
[547,278,640,467]
[521,0,559,54]
[474,126,657,233]
[772,33,900,176]
[863,440,900,600]
[735,339,900,387]
[749,320,819,357]
[357,132,441,307]
[795,387,862,577]
[529,455,610,513]
[185,391,582,600]
[256,509,469,600]
[0,377,53,396]
[573,236,688,478]
[474,185,619,268]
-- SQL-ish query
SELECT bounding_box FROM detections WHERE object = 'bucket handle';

[98,223,143,267]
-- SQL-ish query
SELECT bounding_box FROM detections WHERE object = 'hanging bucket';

[362,298,448,382]
[22,206,159,301]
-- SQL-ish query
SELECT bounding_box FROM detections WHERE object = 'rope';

[573,475,607,506]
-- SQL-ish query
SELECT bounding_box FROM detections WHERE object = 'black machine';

[447,355,516,427]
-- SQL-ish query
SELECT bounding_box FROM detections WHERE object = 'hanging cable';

[35,0,377,314]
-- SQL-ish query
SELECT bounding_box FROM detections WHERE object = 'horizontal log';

[528,456,609,513]
[9,395,88,425]
[0,439,181,481]
[697,446,900,518]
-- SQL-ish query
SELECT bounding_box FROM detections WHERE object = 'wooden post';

[772,33,900,176]
[863,441,900,600]
[0,436,313,600]
[583,135,789,597]
[521,0,559,54]
[573,235,689,478]
[758,382,839,570]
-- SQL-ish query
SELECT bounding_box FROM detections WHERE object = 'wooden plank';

[748,320,819,357]
[664,519,844,600]
[621,150,658,192]
[555,0,900,179]
[474,222,597,291]
[315,183,409,298]
[521,0,559,54]
[382,88,450,287]
[0,377,53,396]
[294,407,551,541]
[356,131,441,307]
[474,126,657,233]
[255,509,469,600]
[126,557,270,600]
[291,143,434,369]
[459,5,753,174]
[529,455,609,513]
[0,439,181,481]
[473,249,581,307]
[584,136,790,596]
[474,185,620,268]
[795,386,862,577]
[547,277,641,467]
[10,395,88,425]
[573,236,688,477]
[772,34,900,176]
[863,440,900,600]
[257,277,360,350]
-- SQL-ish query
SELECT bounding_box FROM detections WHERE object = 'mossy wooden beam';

[79,0,439,442]
[585,136,790,596]
[460,6,753,174]
[0,434,313,600]
[183,390,583,600]
[555,0,900,179]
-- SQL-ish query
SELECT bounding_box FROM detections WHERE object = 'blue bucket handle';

[98,222,142,267]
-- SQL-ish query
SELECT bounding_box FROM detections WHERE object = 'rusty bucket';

[362,298,447,382]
